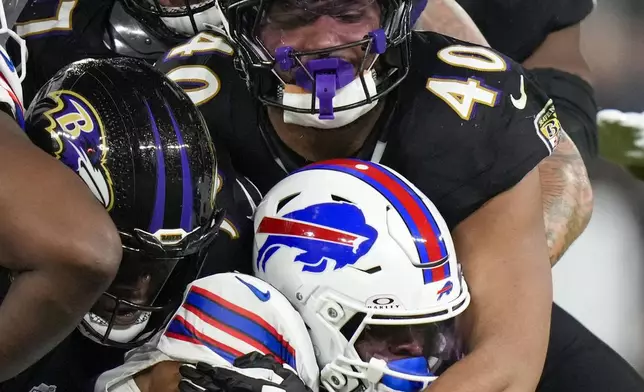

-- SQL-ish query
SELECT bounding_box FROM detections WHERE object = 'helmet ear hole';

[276,192,300,212]
[331,194,355,204]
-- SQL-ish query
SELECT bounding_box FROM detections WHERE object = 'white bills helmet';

[254,159,471,392]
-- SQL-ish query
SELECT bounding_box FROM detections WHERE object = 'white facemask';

[160,2,222,36]
[282,71,379,129]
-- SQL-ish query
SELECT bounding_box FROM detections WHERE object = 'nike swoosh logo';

[236,276,271,302]
[510,75,527,110]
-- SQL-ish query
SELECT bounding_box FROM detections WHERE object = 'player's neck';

[267,103,384,162]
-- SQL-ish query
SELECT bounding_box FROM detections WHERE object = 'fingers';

[180,362,266,392]
[232,354,311,392]
[233,352,278,370]
[179,364,216,392]
[178,353,309,392]
[233,352,296,380]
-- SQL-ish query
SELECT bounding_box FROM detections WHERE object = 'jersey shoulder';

[97,273,320,392]
[155,32,268,192]
[158,273,319,386]
[407,31,524,95]
[404,31,558,152]
[15,0,112,41]
[154,31,254,136]
[384,32,561,227]
[155,31,241,108]
[11,0,115,105]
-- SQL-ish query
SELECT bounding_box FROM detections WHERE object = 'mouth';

[277,68,378,98]
[92,292,151,326]
[89,308,150,327]
[275,50,367,81]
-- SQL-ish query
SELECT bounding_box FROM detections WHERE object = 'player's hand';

[178,352,312,392]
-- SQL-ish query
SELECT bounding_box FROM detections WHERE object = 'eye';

[335,13,363,23]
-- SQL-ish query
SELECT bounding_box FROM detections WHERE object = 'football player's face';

[353,321,462,375]
[92,255,178,326]
[354,324,427,362]
[259,0,381,81]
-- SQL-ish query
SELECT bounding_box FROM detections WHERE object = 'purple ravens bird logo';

[256,202,378,273]
[44,90,114,211]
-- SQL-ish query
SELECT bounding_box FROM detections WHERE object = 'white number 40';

[426,45,507,121]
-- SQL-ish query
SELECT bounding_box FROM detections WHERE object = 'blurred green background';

[598,112,644,180]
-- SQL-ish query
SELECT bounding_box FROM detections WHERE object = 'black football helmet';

[120,0,223,37]
[25,57,224,348]
[217,0,412,118]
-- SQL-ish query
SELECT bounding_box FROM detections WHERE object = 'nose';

[299,16,346,52]
[389,339,424,357]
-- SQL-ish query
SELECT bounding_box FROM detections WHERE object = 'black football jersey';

[156,31,560,229]
[457,0,595,62]
[203,144,262,277]
[0,330,123,392]
[7,0,117,105]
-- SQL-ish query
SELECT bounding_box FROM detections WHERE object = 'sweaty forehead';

[156,0,207,7]
[267,0,378,15]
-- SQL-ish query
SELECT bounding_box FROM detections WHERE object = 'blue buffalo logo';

[256,202,378,273]
[44,90,114,211]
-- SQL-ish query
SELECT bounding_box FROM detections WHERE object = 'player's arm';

[522,23,591,84]
[134,361,182,392]
[0,112,121,380]
[523,21,596,265]
[417,4,594,266]
[427,168,551,392]
[414,0,488,46]
[418,46,567,391]
[519,4,598,163]
[418,0,596,162]
[538,130,592,265]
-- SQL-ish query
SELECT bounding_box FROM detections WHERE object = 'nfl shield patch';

[534,99,562,154]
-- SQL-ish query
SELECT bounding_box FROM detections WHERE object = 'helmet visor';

[353,319,464,377]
